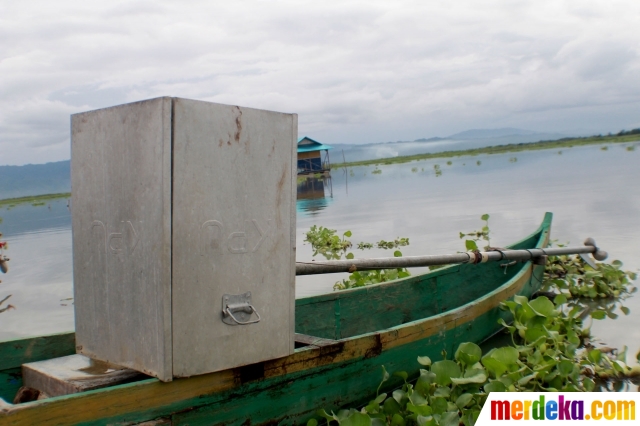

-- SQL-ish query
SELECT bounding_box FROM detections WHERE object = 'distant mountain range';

[0,128,570,200]
[335,128,567,146]
[0,161,71,200]
[446,127,549,140]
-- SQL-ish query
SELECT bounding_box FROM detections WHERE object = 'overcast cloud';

[1,0,639,165]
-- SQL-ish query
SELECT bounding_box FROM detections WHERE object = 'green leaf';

[392,389,407,405]
[462,409,481,426]
[365,402,379,414]
[517,373,537,386]
[583,377,595,392]
[455,393,474,409]
[529,296,557,317]
[307,419,318,426]
[481,357,508,377]
[524,326,547,343]
[621,306,630,316]
[417,356,431,366]
[431,360,461,386]
[451,369,487,385]
[558,360,574,377]
[381,365,390,382]
[393,250,402,258]
[484,380,506,393]
[417,416,436,426]
[481,214,490,221]
[346,252,354,260]
[383,398,401,416]
[431,397,449,415]
[391,414,405,426]
[416,370,436,392]
[394,371,408,381]
[317,409,338,423]
[465,240,478,251]
[591,310,606,320]
[486,347,519,366]
[343,230,352,238]
[407,403,432,416]
[440,411,461,426]
[434,387,451,398]
[409,389,428,406]
[374,393,387,404]
[455,342,482,366]
[341,412,372,426]
[553,294,568,305]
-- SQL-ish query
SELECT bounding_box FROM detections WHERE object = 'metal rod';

[295,239,607,276]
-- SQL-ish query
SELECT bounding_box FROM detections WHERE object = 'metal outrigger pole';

[295,238,607,276]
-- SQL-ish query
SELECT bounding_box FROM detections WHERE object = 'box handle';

[222,293,261,325]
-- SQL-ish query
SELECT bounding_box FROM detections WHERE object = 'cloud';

[1,0,640,165]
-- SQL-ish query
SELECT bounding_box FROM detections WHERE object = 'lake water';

[1,142,639,366]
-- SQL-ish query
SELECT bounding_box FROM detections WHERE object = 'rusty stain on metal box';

[71,97,297,381]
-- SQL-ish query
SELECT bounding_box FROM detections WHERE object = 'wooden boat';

[0,213,551,425]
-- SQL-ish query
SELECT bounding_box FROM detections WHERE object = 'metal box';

[71,97,297,381]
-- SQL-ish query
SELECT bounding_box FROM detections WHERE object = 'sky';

[1,0,640,166]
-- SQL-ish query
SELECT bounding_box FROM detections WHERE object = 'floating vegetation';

[558,151,562,155]
[433,164,442,177]
[459,214,491,251]
[476,160,481,166]
[509,157,517,162]
[304,226,352,260]
[411,167,418,173]
[627,145,636,152]
[446,161,452,166]
[372,167,382,174]
[0,192,70,209]
[350,169,355,177]
[308,217,638,426]
[337,130,640,169]
[304,226,411,290]
[542,252,637,300]
[601,146,609,151]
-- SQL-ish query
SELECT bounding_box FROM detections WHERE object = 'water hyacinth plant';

[308,288,638,426]
[305,216,638,425]
[303,226,412,290]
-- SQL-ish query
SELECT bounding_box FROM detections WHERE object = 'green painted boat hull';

[0,213,552,425]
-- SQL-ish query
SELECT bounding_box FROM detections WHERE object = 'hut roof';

[297,136,332,153]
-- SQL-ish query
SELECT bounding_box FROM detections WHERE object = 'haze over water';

[1,142,639,368]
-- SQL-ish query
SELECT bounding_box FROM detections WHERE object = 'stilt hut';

[297,137,332,174]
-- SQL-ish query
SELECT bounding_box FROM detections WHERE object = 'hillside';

[0,160,71,200]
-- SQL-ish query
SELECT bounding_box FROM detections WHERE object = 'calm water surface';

[1,143,639,364]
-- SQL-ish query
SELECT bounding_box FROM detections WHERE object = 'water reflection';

[296,175,333,216]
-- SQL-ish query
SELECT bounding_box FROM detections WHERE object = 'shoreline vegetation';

[1,131,639,207]
[340,131,640,168]
[0,192,70,208]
